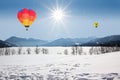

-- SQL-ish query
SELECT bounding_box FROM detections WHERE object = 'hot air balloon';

[17,8,36,31]
[94,22,99,28]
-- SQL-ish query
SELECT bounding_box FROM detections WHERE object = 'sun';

[46,1,71,25]
[52,9,65,21]
[49,7,67,24]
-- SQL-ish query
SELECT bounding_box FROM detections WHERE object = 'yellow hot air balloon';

[94,22,99,28]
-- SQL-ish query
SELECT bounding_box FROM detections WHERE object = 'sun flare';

[49,7,67,24]
[52,9,65,21]
[47,1,71,26]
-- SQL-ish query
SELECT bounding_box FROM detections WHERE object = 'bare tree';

[18,47,22,55]
[75,46,83,55]
[41,48,49,54]
[75,46,78,55]
[100,47,108,54]
[45,48,49,54]
[96,47,120,54]
[5,48,11,56]
[93,47,99,55]
[71,47,75,55]
[89,47,94,55]
[89,47,103,55]
[78,47,83,55]
[71,46,83,55]
[34,47,40,54]
[0,48,5,56]
[0,48,1,55]
[41,48,45,54]
[26,48,31,54]
[11,49,16,55]
[112,47,120,52]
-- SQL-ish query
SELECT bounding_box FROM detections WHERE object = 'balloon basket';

[26,28,28,31]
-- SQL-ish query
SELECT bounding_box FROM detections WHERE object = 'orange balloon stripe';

[29,16,36,21]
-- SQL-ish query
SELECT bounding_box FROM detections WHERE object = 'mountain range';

[81,35,120,46]
[43,37,95,46]
[5,36,48,47]
[5,36,95,47]
[0,40,16,48]
[0,35,120,47]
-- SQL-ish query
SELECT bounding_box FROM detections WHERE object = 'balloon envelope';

[94,22,99,28]
[17,8,36,30]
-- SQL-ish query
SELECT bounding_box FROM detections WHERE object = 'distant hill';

[43,38,75,46]
[5,36,95,47]
[43,37,95,46]
[81,35,120,46]
[0,40,16,48]
[5,36,48,46]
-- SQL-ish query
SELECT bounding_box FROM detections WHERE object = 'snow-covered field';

[0,47,120,80]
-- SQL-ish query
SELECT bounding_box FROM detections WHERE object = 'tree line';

[0,47,49,56]
[0,46,120,56]
[64,46,120,55]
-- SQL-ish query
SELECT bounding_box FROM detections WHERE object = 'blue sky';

[0,0,120,40]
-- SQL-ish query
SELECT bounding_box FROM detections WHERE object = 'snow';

[0,47,120,79]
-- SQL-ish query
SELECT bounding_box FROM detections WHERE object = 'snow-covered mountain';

[5,36,48,46]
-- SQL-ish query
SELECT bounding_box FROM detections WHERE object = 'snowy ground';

[0,47,120,80]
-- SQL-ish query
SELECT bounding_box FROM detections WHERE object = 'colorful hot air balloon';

[17,8,36,31]
[94,22,99,28]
